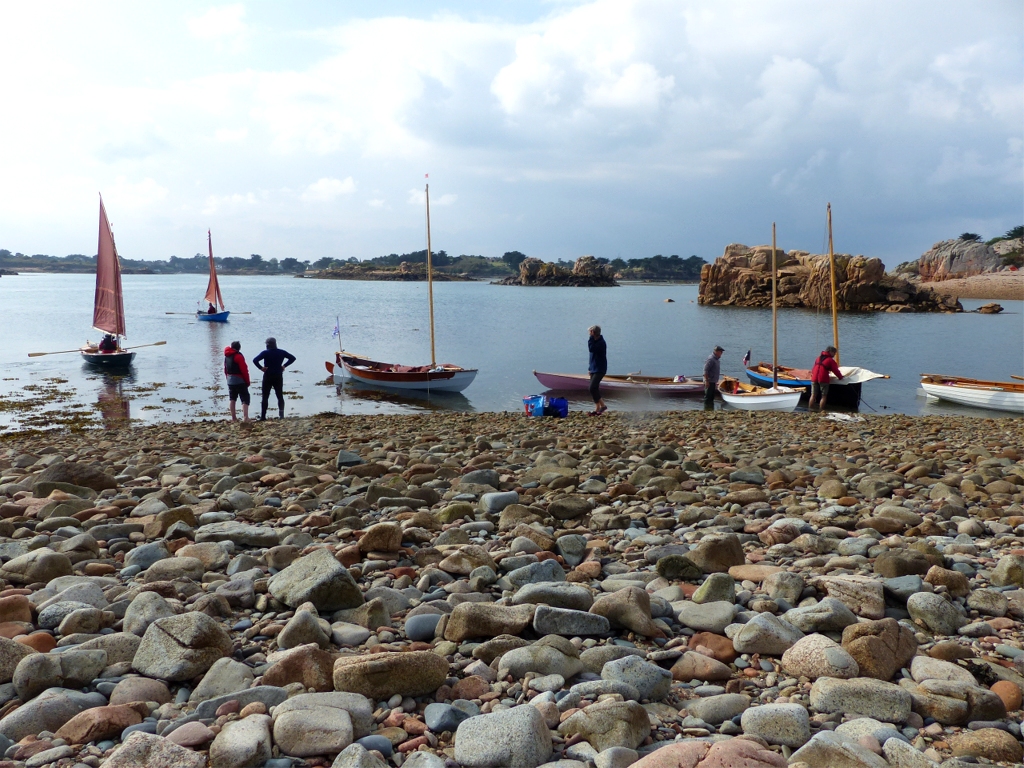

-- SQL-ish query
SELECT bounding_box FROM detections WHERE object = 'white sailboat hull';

[920,382,1024,413]
[720,388,802,411]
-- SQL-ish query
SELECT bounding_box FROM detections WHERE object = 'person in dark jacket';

[252,337,296,420]
[809,345,843,409]
[588,325,607,415]
[703,345,724,410]
[223,341,250,422]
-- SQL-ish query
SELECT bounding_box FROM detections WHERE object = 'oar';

[28,340,166,357]
[1012,375,1024,381]
[166,311,252,314]
[28,348,84,357]
[123,341,167,351]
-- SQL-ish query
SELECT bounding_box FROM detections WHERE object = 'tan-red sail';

[93,197,127,337]
[204,230,225,310]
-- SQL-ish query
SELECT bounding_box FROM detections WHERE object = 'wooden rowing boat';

[333,352,477,392]
[718,376,801,411]
[533,370,703,395]
[920,374,1024,413]
[721,224,802,412]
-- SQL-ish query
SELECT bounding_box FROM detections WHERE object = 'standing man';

[588,325,607,415]
[223,341,250,422]
[703,345,724,410]
[808,345,843,410]
[253,337,297,420]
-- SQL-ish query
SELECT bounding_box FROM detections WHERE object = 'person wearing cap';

[808,345,843,410]
[252,337,297,420]
[703,345,724,410]
[587,325,608,415]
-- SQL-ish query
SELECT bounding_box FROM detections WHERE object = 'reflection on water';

[334,377,476,414]
[94,374,132,428]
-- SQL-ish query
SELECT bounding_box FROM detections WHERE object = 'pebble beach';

[0,409,1020,768]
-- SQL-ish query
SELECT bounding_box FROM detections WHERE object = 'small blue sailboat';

[197,230,230,322]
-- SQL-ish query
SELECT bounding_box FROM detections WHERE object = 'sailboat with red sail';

[81,198,136,368]
[197,230,230,322]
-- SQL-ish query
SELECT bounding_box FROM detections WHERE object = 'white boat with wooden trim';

[920,374,1024,413]
[533,370,703,395]
[331,352,477,392]
[719,376,802,411]
[719,223,803,412]
[325,182,476,393]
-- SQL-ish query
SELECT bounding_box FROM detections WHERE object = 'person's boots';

[279,407,285,419]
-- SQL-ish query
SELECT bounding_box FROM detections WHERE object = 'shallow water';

[2,273,1021,431]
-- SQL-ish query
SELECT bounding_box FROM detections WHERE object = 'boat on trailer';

[197,230,230,322]
[82,198,135,369]
[533,371,703,395]
[920,374,1024,414]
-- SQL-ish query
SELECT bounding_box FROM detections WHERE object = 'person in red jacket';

[809,345,843,410]
[223,341,251,422]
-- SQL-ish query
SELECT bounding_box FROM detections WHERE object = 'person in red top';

[809,345,843,410]
[223,341,251,422]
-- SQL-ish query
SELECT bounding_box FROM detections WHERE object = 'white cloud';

[301,177,356,202]
[202,192,259,216]
[105,177,169,209]
[408,189,457,207]
[368,199,386,208]
[215,128,249,143]
[187,4,247,45]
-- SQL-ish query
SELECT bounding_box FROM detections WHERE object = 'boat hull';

[81,349,135,368]
[746,366,862,408]
[533,371,704,395]
[719,377,802,411]
[337,353,477,393]
[197,311,230,322]
[920,377,1024,414]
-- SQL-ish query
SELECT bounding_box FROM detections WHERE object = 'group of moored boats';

[29,196,1024,416]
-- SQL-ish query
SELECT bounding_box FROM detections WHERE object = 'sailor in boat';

[223,341,251,422]
[703,345,724,410]
[587,325,608,415]
[98,334,118,353]
[808,346,843,410]
[207,303,218,315]
[252,337,296,421]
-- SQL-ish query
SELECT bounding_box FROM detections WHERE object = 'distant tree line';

[1,246,708,280]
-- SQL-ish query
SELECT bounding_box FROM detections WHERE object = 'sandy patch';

[924,272,1023,301]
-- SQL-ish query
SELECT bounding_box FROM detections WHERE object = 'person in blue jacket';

[252,337,296,420]
[588,325,607,415]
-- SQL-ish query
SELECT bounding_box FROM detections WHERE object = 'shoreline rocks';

[0,410,1018,768]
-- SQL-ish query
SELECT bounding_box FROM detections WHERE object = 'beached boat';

[720,224,802,412]
[745,362,888,407]
[331,352,476,392]
[197,231,230,322]
[533,371,703,395]
[920,374,1024,413]
[326,183,477,393]
[719,376,801,411]
[81,199,135,368]
[745,204,887,408]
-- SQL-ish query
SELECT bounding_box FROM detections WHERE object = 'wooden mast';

[425,183,436,367]
[827,203,839,364]
[772,222,778,389]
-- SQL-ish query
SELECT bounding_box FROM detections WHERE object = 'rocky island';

[0,409,1019,768]
[494,256,618,287]
[699,245,962,312]
[895,236,1023,302]
[309,262,473,282]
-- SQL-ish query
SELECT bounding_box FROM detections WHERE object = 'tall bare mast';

[425,183,436,367]
[772,222,778,390]
[827,203,839,364]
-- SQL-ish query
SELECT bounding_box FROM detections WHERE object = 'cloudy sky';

[0,0,1020,267]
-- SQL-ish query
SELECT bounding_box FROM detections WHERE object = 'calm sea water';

[1,272,1022,431]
